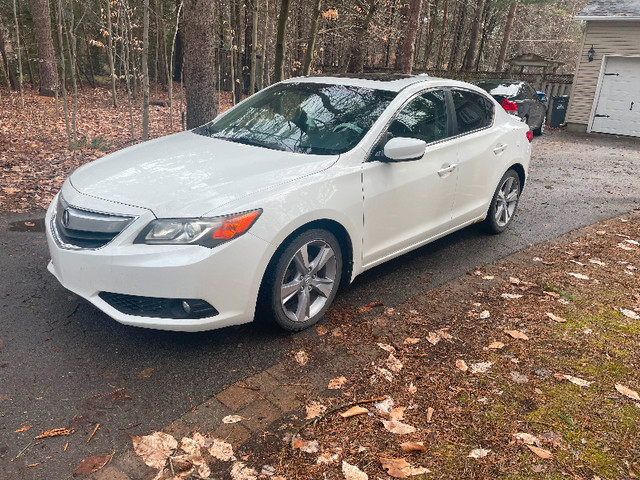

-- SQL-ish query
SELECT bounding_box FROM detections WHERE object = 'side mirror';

[383,137,427,162]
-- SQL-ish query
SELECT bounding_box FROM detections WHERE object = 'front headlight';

[134,209,262,248]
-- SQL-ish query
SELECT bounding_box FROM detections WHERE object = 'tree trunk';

[55,0,70,146]
[397,0,423,74]
[249,0,258,93]
[142,0,150,140]
[346,0,377,74]
[259,0,268,89]
[0,17,18,90]
[461,0,485,71]
[62,0,78,142]
[393,0,409,70]
[447,1,466,71]
[233,0,243,100]
[495,2,516,72]
[183,0,217,128]
[273,0,291,82]
[12,0,25,107]
[169,0,183,127]
[104,0,117,107]
[302,0,321,76]
[436,0,449,70]
[28,0,58,96]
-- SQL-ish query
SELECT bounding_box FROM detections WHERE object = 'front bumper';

[45,193,275,332]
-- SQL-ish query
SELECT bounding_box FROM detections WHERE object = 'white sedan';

[45,75,531,332]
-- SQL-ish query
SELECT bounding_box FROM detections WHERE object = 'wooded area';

[0,0,587,143]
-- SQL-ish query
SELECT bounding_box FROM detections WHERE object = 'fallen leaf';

[376,367,395,382]
[426,407,434,422]
[316,452,340,464]
[615,384,640,401]
[24,221,35,227]
[377,343,396,353]
[382,420,416,435]
[386,354,403,373]
[208,438,236,461]
[403,337,420,345]
[426,331,441,345]
[230,461,259,480]
[400,441,427,452]
[294,350,309,366]
[470,362,494,374]
[328,376,347,390]
[375,397,394,414]
[510,277,521,284]
[617,243,634,251]
[456,359,468,372]
[487,341,505,349]
[137,367,154,379]
[558,374,592,387]
[340,406,369,418]
[316,325,328,336]
[626,239,640,246]
[73,455,111,476]
[505,329,529,340]
[15,422,32,433]
[620,309,640,320]
[544,291,560,298]
[305,401,327,419]
[342,460,368,480]
[34,428,74,439]
[380,457,430,478]
[359,301,383,313]
[514,432,540,445]
[222,415,244,424]
[293,437,319,453]
[132,432,177,469]
[589,259,606,266]
[526,444,553,459]
[482,275,494,280]
[567,272,589,280]
[468,448,490,458]
[546,312,567,323]
[501,293,523,299]
[389,407,405,421]
[479,310,490,319]
[408,383,417,395]
[539,431,563,447]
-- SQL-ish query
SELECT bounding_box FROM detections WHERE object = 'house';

[565,0,640,137]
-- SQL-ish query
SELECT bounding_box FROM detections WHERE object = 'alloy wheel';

[494,176,520,227]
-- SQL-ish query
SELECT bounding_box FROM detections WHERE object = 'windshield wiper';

[212,135,287,151]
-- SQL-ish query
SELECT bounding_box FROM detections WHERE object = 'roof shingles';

[576,0,640,19]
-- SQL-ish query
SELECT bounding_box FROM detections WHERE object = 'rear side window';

[387,90,448,144]
[451,89,494,135]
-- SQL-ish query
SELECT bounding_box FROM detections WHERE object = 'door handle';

[493,143,508,154]
[437,164,457,177]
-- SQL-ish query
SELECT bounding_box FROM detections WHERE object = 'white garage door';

[590,56,640,137]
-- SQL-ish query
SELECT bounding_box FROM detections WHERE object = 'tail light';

[526,130,533,143]
[501,98,518,112]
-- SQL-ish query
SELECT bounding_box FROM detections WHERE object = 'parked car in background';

[45,74,532,333]
[473,80,547,135]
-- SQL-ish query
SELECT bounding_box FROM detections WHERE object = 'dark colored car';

[473,80,547,135]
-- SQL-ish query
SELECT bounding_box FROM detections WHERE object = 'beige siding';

[566,20,640,126]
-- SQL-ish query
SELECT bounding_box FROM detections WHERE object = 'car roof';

[283,73,466,92]
[474,79,525,87]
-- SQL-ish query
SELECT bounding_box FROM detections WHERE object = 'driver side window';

[388,90,448,144]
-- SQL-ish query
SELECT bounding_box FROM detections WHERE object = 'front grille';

[53,195,134,249]
[99,292,219,319]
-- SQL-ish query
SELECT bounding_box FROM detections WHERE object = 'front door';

[362,89,457,267]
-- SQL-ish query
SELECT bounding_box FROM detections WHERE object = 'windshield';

[474,81,520,98]
[195,82,397,155]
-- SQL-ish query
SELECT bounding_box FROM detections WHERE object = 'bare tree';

[495,2,516,72]
[273,0,291,82]
[28,0,58,96]
[142,0,150,140]
[104,0,117,107]
[0,16,18,90]
[12,0,24,107]
[397,0,423,74]
[436,0,449,69]
[302,0,322,76]
[346,0,377,73]
[249,0,258,93]
[183,0,217,128]
[462,0,485,70]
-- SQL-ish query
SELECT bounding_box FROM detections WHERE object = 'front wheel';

[533,122,544,136]
[484,169,521,234]
[268,229,342,331]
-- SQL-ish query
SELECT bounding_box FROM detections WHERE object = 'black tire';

[484,169,521,234]
[267,229,342,331]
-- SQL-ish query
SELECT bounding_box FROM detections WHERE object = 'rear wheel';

[268,229,342,331]
[484,169,521,234]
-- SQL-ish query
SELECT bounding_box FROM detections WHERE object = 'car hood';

[69,131,339,218]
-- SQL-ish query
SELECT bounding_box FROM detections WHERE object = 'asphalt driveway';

[0,130,638,478]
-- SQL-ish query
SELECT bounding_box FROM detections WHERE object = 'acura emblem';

[61,209,70,227]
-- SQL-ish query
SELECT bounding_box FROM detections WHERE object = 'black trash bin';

[550,96,569,127]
